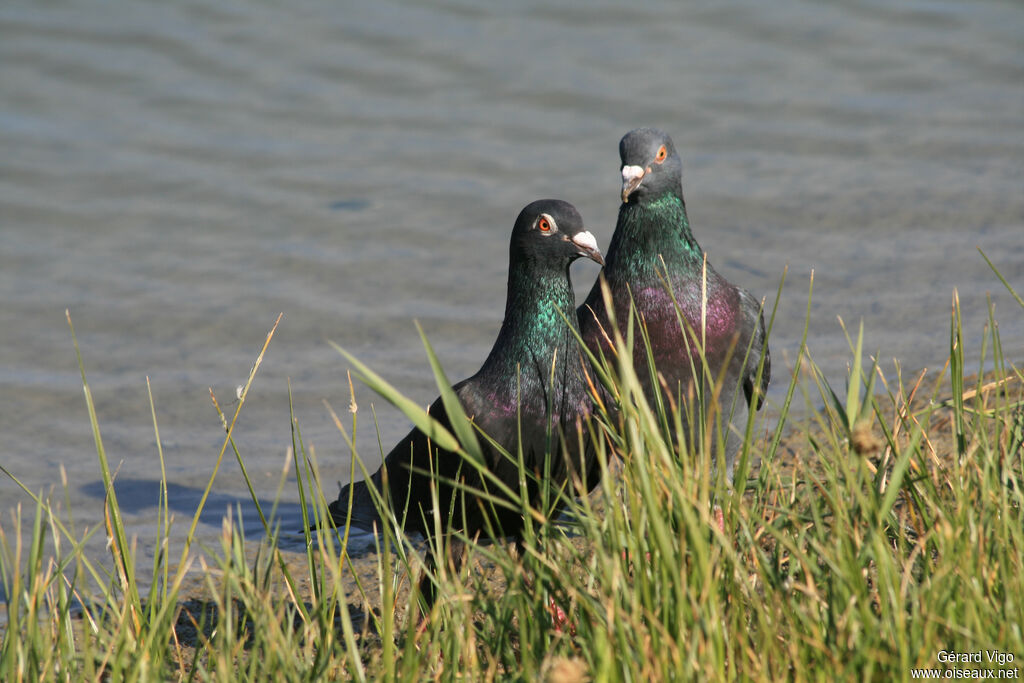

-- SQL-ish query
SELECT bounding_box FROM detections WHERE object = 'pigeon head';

[511,199,604,267]
[619,128,683,204]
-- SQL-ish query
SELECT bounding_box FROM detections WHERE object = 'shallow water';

[2,0,1022,588]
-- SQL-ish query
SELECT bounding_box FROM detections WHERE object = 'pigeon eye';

[538,215,553,232]
[654,145,668,163]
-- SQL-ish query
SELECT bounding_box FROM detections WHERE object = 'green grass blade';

[331,340,461,454]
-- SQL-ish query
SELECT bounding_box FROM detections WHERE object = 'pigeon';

[578,128,770,477]
[329,199,604,606]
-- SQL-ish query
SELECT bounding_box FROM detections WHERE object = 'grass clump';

[2,259,1024,681]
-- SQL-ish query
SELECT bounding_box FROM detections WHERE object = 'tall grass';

[2,260,1023,681]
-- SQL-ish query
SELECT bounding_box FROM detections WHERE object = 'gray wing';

[737,287,770,410]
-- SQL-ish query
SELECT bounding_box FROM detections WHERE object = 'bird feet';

[547,596,575,637]
[713,505,725,534]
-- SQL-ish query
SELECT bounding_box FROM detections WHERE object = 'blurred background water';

[2,0,1022,581]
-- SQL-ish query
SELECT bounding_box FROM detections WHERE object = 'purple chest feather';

[632,282,739,359]
[482,385,586,424]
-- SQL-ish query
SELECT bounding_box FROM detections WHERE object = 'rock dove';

[329,199,604,605]
[577,128,770,477]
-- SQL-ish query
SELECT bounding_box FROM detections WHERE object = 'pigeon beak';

[621,165,646,202]
[570,230,604,266]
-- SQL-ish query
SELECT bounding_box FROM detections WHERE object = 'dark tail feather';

[319,471,385,532]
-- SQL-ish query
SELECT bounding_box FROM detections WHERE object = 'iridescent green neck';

[606,193,703,284]
[480,260,579,388]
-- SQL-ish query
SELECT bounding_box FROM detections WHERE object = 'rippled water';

[2,0,1022,581]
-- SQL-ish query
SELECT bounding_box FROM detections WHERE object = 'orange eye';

[538,217,551,232]
[655,145,668,163]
